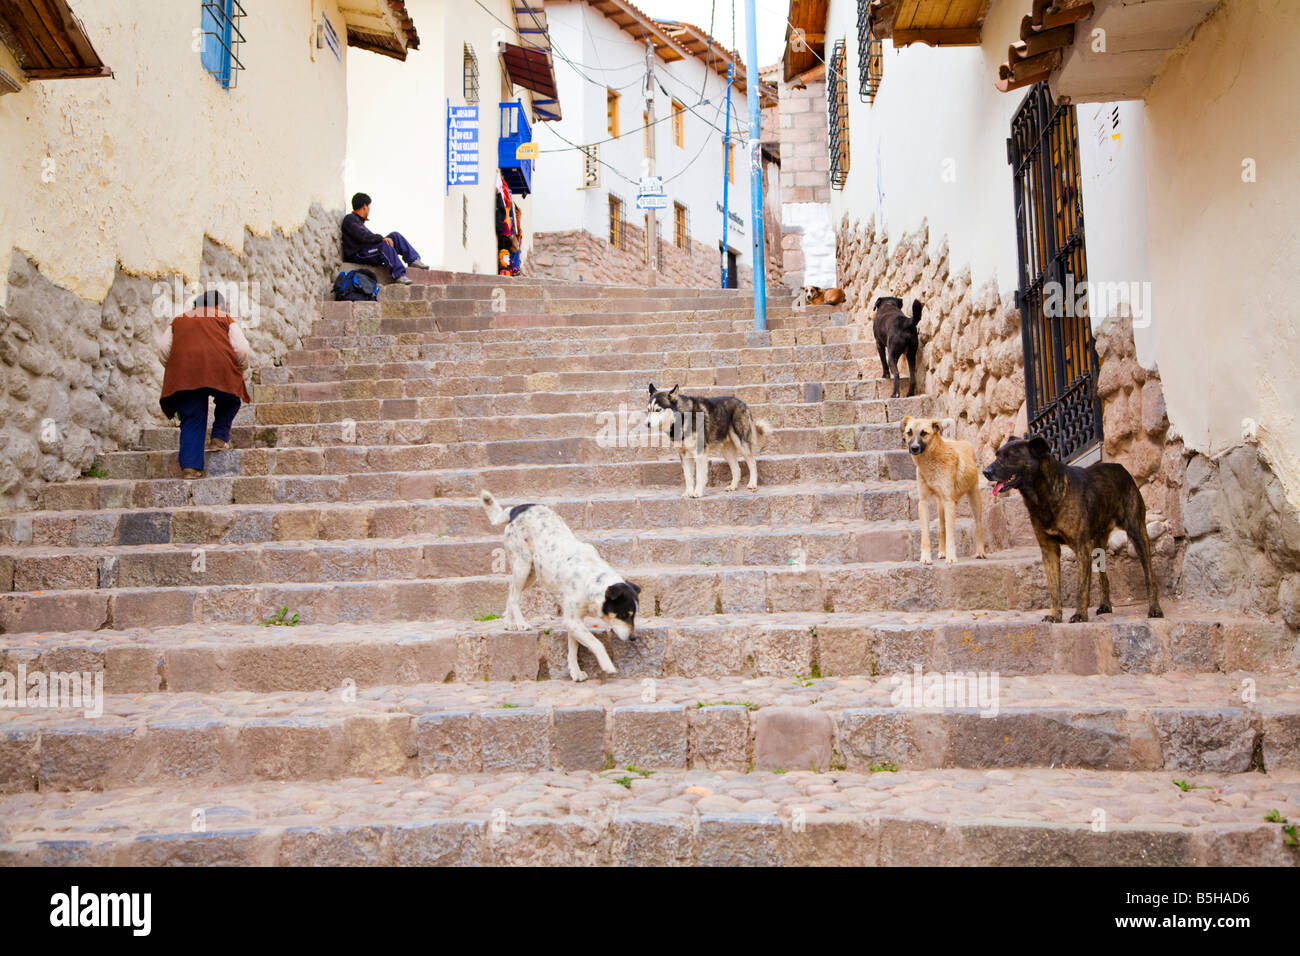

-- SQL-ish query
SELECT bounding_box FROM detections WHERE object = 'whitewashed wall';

[533,1,753,271]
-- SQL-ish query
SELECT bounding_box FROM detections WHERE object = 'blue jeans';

[353,231,421,278]
[171,388,240,471]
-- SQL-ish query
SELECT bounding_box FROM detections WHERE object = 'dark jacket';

[341,211,383,261]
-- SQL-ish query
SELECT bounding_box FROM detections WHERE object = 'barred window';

[464,45,479,104]
[200,0,246,90]
[856,3,883,103]
[673,202,689,250]
[828,39,850,189]
[608,194,625,249]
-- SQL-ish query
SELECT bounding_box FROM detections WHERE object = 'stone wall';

[528,227,751,290]
[836,216,1299,635]
[836,217,1025,458]
[0,204,341,510]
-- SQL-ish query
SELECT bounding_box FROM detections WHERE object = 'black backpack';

[331,268,380,301]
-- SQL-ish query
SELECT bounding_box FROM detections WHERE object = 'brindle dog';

[983,435,1163,623]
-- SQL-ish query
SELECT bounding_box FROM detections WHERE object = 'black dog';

[873,296,923,398]
[983,435,1163,623]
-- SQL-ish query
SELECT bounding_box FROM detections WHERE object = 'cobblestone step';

[9,766,1292,866]
[0,482,921,548]
[0,518,995,592]
[0,549,1181,633]
[131,397,937,451]
[0,608,1281,695]
[2,673,1296,793]
[93,424,923,480]
[29,451,918,512]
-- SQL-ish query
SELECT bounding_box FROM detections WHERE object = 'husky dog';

[645,383,772,497]
[481,490,641,682]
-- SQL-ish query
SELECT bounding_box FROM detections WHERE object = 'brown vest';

[160,309,252,411]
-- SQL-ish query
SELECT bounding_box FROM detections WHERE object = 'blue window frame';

[201,0,246,89]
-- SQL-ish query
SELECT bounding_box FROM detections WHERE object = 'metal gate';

[1007,82,1103,462]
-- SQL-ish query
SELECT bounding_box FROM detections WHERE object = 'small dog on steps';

[901,416,986,565]
[481,490,641,682]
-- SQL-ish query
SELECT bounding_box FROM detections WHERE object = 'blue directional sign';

[447,103,480,187]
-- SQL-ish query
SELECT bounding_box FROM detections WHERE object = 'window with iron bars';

[827,39,850,189]
[608,194,625,249]
[857,3,883,103]
[673,202,689,250]
[200,0,246,90]
[464,45,479,104]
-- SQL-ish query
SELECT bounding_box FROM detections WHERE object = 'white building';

[527,0,775,288]
[346,0,565,275]
[0,0,418,509]
[784,0,1300,618]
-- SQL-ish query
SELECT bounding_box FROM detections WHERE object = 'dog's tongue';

[992,480,1007,498]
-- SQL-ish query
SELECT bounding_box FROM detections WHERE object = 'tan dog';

[900,416,986,565]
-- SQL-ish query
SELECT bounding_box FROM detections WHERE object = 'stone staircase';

[0,270,1296,866]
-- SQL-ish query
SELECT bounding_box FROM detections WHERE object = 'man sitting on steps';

[341,192,429,285]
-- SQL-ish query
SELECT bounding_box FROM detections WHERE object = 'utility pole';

[721,62,733,289]
[644,41,657,278]
[743,0,766,329]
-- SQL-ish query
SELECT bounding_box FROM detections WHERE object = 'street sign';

[581,145,600,188]
[447,104,479,187]
[515,141,538,161]
[636,175,667,210]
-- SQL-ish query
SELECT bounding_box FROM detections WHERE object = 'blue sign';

[448,104,480,186]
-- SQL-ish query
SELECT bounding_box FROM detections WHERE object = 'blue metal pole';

[721,62,733,289]
[742,0,766,329]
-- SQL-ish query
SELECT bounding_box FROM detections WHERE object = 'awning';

[869,0,992,48]
[0,0,111,80]
[782,0,827,83]
[344,0,419,61]
[501,42,557,101]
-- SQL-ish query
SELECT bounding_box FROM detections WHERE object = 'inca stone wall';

[528,227,751,290]
[0,203,341,510]
[836,217,1299,633]
[836,217,1025,457]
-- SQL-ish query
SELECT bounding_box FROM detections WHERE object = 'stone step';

[0,549,1177,633]
[0,517,992,592]
[32,450,918,512]
[93,424,921,480]
[0,608,1279,696]
[301,320,855,351]
[8,766,1294,866]
[1,482,918,548]
[132,397,938,451]
[247,376,899,412]
[283,343,878,378]
[3,673,1297,794]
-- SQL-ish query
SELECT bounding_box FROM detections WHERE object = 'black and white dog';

[644,383,772,497]
[481,490,641,682]
[872,296,924,398]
